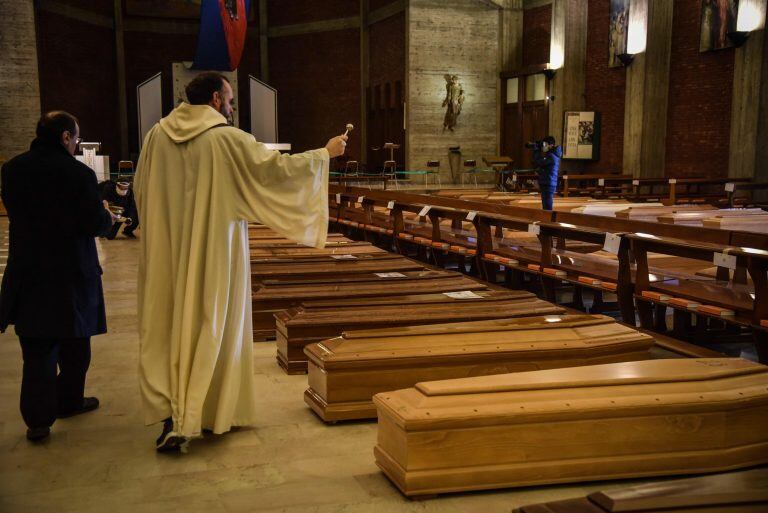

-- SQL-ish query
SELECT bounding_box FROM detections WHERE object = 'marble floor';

[0,220,748,512]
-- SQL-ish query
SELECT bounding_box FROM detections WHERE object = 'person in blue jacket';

[532,135,561,210]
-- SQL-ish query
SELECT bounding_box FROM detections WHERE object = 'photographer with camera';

[526,135,561,210]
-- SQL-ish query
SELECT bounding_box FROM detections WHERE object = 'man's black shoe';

[26,427,50,442]
[57,397,100,418]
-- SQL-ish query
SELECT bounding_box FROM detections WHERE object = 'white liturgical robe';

[134,103,329,438]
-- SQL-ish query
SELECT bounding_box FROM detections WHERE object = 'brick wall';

[665,0,734,178]
[583,0,625,173]
[36,9,120,168]
[522,4,551,67]
[269,28,361,160]
[268,0,358,26]
[0,0,41,162]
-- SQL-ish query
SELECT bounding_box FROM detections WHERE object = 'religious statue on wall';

[442,75,465,132]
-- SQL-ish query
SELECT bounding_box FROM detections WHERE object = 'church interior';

[2,0,768,511]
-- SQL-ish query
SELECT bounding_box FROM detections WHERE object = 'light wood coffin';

[304,315,653,421]
[373,358,768,497]
[512,467,768,512]
[252,271,488,340]
[279,290,562,371]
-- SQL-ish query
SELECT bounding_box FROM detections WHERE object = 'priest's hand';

[103,200,118,225]
[325,135,348,158]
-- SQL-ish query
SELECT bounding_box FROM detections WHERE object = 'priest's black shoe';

[57,397,100,419]
[156,418,188,453]
[26,427,51,442]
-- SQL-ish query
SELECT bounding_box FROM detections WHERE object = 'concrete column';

[728,0,767,179]
[622,0,673,178]
[547,0,587,153]
[0,0,41,162]
[499,0,524,71]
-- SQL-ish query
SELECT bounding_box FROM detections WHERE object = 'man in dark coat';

[532,135,562,211]
[0,111,115,442]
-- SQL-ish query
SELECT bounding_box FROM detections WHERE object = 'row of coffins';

[247,224,768,501]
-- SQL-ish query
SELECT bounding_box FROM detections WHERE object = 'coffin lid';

[306,315,652,368]
[298,289,532,309]
[253,276,487,299]
[588,467,768,510]
[416,358,764,396]
[284,297,561,327]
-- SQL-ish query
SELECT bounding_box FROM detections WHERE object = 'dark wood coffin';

[251,257,425,283]
[280,291,563,377]
[513,467,768,512]
[304,315,652,421]
[374,358,768,497]
[252,270,489,342]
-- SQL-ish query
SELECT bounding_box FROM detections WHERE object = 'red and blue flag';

[192,0,251,71]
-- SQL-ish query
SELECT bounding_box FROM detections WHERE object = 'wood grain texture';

[374,358,768,496]
[304,314,652,421]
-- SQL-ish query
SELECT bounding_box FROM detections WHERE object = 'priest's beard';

[219,104,234,126]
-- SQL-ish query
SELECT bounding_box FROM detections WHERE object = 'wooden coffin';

[251,257,425,283]
[513,467,768,512]
[249,241,385,258]
[304,314,653,421]
[373,358,768,497]
[252,271,488,340]
[280,291,563,375]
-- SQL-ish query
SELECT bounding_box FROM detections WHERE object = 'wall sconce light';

[545,95,556,102]
[726,31,750,47]
[617,53,635,66]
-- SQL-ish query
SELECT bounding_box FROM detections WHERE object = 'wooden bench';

[628,233,768,362]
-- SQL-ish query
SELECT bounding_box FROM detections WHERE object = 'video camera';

[524,140,544,150]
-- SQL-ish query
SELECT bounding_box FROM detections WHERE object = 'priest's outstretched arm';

[230,133,347,248]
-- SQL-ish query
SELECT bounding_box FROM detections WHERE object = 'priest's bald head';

[185,72,235,126]
[36,110,80,155]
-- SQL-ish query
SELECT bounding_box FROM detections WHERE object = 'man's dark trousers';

[19,337,91,429]
[540,188,555,210]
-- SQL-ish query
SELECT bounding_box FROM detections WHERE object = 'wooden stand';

[374,358,768,497]
[305,315,653,421]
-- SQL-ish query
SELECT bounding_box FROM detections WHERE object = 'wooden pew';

[513,467,768,512]
[727,181,768,207]
[374,358,768,497]
[628,233,768,362]
[304,314,652,422]
[562,173,631,198]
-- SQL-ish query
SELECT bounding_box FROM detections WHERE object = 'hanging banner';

[192,0,251,71]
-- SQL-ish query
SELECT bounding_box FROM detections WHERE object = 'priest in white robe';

[134,71,347,451]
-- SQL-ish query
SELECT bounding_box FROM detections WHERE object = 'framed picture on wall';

[699,0,738,52]
[608,0,630,68]
[562,111,601,161]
